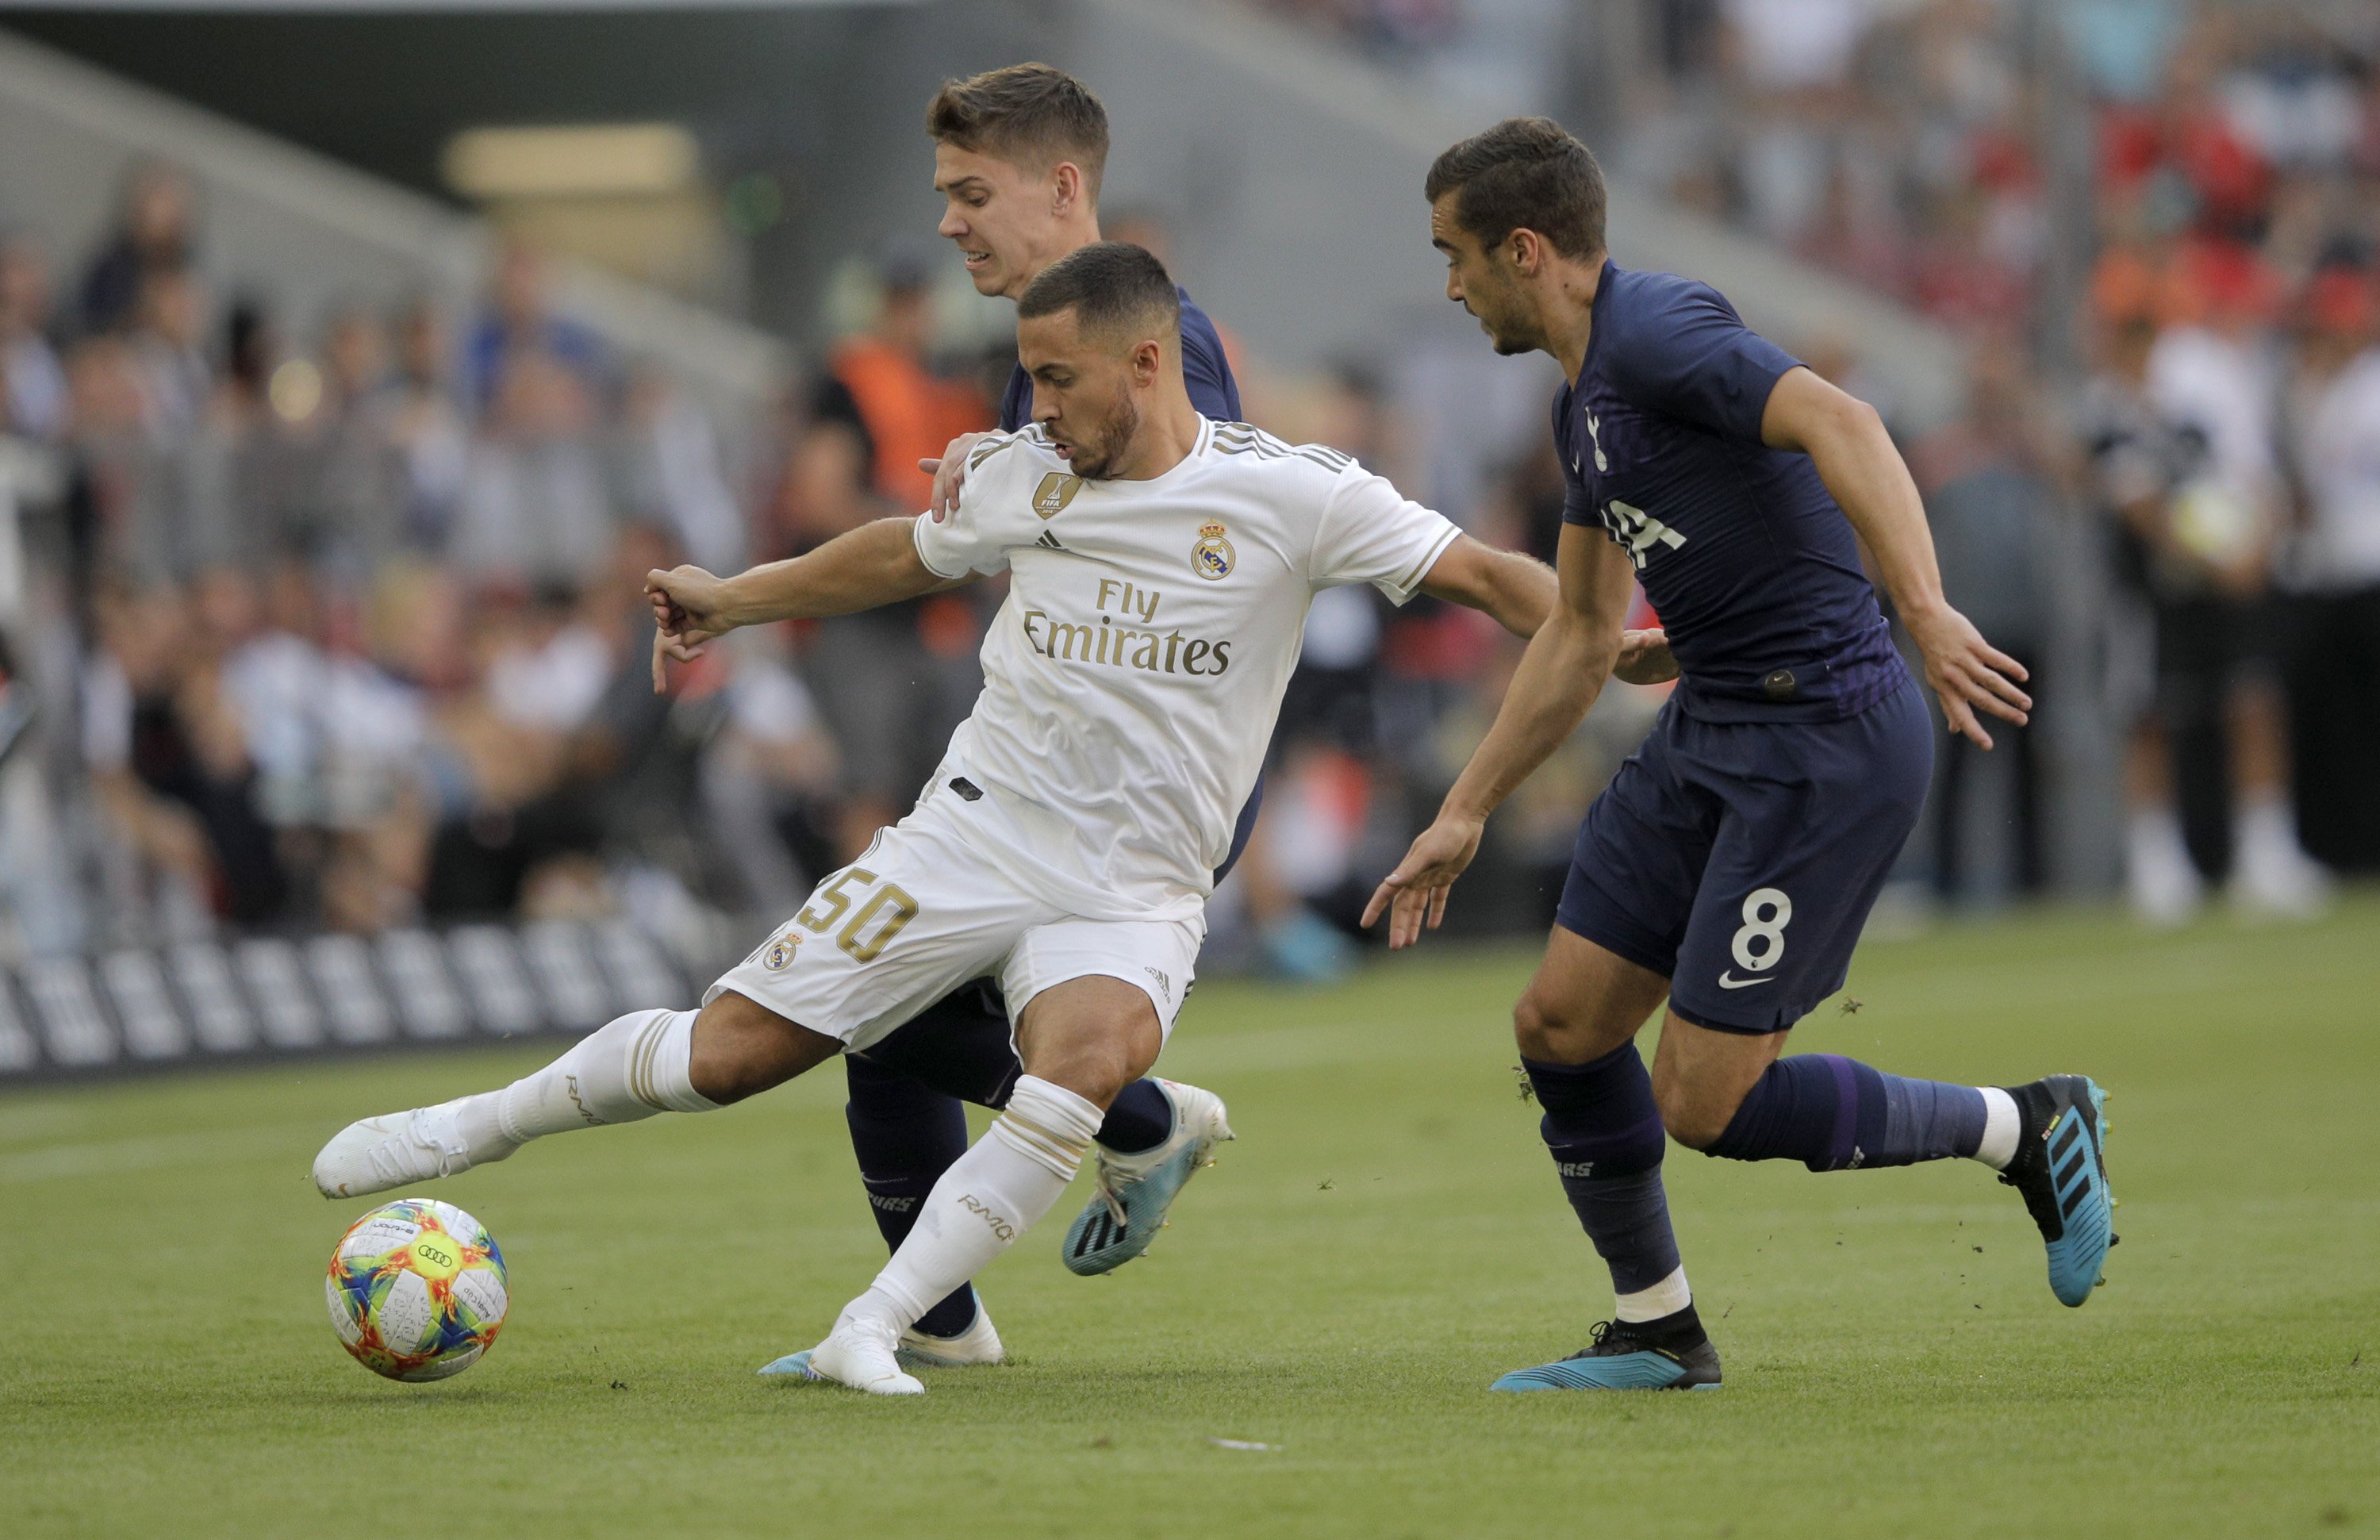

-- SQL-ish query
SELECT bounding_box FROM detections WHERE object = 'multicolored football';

[325,1198,509,1382]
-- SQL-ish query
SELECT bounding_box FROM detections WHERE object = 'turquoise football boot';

[1998,1076,2117,1307]
[1490,1319,1722,1392]
[1060,1080,1234,1276]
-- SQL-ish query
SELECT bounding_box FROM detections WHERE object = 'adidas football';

[324,1198,509,1382]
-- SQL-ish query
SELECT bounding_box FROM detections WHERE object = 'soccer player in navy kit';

[1366,118,2117,1390]
[787,65,1255,1372]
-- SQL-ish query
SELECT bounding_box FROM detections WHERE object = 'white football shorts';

[705,794,1203,1052]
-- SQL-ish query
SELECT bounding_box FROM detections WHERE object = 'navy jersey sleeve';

[1602,280,1802,444]
[1177,291,1242,422]
[997,365,1031,434]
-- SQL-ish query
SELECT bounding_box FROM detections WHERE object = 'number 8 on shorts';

[1729,887,1792,974]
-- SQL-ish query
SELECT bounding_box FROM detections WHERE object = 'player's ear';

[1130,336,1162,385]
[1507,228,1541,277]
[1050,161,1084,217]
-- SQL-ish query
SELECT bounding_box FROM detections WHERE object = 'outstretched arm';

[647,517,965,690]
[1416,534,1555,638]
[1759,367,2031,748]
[1362,524,1637,947]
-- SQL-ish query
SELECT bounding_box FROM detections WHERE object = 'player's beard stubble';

[1061,390,1142,481]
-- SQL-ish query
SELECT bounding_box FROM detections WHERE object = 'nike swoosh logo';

[1716,971,1775,989]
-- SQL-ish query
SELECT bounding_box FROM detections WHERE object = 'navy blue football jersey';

[1000,285,1241,430]
[1557,262,1906,722]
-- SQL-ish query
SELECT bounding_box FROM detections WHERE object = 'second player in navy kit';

[1546,261,1931,1035]
[1368,117,2117,1390]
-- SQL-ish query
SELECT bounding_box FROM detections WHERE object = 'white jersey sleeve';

[1307,463,1462,605]
[912,434,1035,580]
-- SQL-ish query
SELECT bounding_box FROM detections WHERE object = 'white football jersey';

[912,417,1461,920]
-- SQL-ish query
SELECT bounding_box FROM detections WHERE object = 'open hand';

[1904,602,2030,749]
[1361,812,1486,949]
[919,432,989,522]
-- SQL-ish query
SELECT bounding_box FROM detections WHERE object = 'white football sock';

[848,1074,1103,1331]
[1614,1265,1692,1323]
[457,1008,718,1154]
[1972,1086,2020,1170]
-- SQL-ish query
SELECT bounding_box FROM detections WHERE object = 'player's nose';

[938,207,967,240]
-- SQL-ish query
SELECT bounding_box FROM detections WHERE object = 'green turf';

[5,898,2378,1538]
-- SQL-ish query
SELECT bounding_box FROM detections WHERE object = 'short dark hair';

[1016,241,1180,344]
[1425,117,1606,261]
[926,63,1110,198]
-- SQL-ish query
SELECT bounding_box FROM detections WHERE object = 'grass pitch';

[5,898,2378,1539]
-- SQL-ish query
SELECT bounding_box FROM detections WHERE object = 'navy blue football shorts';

[1555,673,1932,1034]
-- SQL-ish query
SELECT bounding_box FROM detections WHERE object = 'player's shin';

[1526,1047,1693,1325]
[313,1008,722,1199]
[843,1075,1102,1331]
[1702,1054,2019,1171]
[843,1056,980,1338]
[465,1008,720,1151]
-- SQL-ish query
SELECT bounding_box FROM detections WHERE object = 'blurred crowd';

[0,165,852,964]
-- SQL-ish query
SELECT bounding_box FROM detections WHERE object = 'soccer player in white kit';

[312,242,1556,1394]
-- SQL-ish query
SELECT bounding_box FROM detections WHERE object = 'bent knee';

[1513,990,1618,1063]
[690,994,838,1104]
[1653,1073,1741,1151]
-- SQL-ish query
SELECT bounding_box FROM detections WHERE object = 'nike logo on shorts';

[1716,971,1776,989]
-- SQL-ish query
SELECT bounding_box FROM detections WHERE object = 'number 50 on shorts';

[795,868,922,963]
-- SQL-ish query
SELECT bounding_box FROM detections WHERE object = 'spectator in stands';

[77,160,196,339]
[1914,339,2059,907]
[619,361,746,575]
[0,233,68,441]
[313,305,404,578]
[82,582,215,939]
[126,267,210,441]
[64,327,192,586]
[418,583,600,919]
[198,294,322,573]
[2144,240,2330,917]
[453,347,616,593]
[2282,266,2380,873]
[785,262,986,853]
[83,577,287,926]
[693,627,843,915]
[465,241,607,410]
[386,298,469,551]
[816,259,983,508]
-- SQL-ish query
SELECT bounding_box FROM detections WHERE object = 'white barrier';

[0,918,694,1080]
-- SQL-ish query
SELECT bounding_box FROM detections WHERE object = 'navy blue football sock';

[843,1054,977,1337]
[1096,1078,1174,1154]
[1705,1054,1987,1172]
[1525,1047,1683,1298]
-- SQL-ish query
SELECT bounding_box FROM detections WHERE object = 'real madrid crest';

[1031,472,1084,519]
[762,932,802,971]
[1191,520,1235,581]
